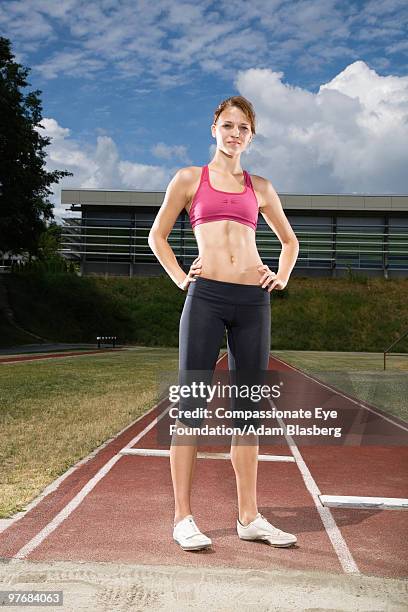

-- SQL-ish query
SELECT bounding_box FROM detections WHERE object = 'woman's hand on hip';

[179,256,202,291]
[257,264,287,291]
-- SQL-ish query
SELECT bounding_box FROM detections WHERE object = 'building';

[60,188,408,278]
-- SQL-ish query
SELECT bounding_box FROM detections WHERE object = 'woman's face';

[211,106,253,156]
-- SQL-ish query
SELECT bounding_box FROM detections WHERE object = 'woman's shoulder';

[174,167,204,204]
[246,173,276,209]
[246,171,268,189]
[247,172,270,195]
[176,166,203,182]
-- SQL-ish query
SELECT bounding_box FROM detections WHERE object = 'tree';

[37,221,62,260]
[0,36,73,258]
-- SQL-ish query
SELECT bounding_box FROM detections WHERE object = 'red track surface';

[0,352,407,578]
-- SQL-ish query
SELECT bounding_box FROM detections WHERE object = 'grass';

[0,347,178,518]
[273,350,408,422]
[1,347,406,520]
[0,319,35,347]
[2,271,408,352]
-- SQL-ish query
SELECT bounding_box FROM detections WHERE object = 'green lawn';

[273,350,408,422]
[0,347,178,518]
[1,347,406,520]
[3,272,408,352]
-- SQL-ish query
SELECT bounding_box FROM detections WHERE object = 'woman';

[148,96,299,552]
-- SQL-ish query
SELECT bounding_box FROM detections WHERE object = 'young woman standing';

[148,96,299,551]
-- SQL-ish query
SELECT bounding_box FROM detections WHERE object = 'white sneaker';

[237,512,297,547]
[173,515,212,551]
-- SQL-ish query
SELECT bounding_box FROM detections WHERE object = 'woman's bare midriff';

[185,169,264,285]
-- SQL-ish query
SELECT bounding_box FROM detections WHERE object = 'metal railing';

[58,217,408,272]
[383,329,408,370]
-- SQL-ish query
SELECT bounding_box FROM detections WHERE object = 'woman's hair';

[212,96,256,135]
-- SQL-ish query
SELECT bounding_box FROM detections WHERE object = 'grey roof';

[61,188,408,212]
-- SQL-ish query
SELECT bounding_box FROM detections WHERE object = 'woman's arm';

[256,176,300,288]
[148,167,194,289]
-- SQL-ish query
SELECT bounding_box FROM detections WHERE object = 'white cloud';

[35,51,105,80]
[118,162,171,190]
[2,0,406,87]
[151,142,191,163]
[36,118,182,222]
[236,60,408,193]
[38,57,408,226]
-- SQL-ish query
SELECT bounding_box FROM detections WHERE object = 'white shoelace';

[258,514,285,535]
[186,518,201,536]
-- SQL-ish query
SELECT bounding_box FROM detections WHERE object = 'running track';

[0,351,407,578]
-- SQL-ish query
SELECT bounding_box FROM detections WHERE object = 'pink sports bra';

[188,165,259,231]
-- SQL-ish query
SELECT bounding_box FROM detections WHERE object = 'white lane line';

[0,395,164,535]
[120,448,295,462]
[320,495,408,510]
[271,354,408,433]
[268,398,360,574]
[11,401,174,562]
[10,352,227,560]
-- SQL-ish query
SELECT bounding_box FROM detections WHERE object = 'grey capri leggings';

[177,275,271,431]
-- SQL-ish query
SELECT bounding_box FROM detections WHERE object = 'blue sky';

[1,0,408,221]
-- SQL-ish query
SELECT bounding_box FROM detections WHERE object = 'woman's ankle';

[238,511,258,526]
[174,512,193,526]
